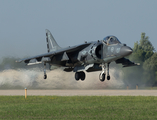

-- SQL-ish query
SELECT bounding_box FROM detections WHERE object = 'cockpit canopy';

[103,36,121,45]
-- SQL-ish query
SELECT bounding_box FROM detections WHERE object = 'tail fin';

[46,29,61,52]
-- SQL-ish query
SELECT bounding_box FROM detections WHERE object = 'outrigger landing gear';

[44,63,47,79]
[99,63,110,82]
[99,64,106,82]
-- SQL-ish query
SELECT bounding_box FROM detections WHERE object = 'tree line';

[122,33,157,87]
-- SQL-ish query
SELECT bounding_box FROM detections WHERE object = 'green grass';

[0,96,157,120]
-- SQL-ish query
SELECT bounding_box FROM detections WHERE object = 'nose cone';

[120,46,133,57]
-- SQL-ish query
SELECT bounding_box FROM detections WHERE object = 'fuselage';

[49,36,132,69]
[17,30,137,80]
[77,40,132,66]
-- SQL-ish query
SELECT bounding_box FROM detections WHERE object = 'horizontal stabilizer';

[116,57,140,67]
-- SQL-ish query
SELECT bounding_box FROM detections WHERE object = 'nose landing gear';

[106,63,110,80]
[99,63,110,82]
[99,64,106,82]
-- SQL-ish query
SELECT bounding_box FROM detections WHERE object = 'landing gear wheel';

[99,73,105,82]
[107,75,110,80]
[75,72,80,81]
[75,72,86,81]
[80,72,85,81]
[44,74,47,79]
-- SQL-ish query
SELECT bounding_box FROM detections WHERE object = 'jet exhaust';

[0,68,124,89]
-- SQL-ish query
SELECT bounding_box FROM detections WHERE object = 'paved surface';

[0,90,157,96]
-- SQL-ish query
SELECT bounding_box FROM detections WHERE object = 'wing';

[115,57,140,67]
[16,43,91,65]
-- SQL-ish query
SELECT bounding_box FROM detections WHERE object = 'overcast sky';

[0,0,157,58]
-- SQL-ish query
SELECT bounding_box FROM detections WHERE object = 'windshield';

[103,36,121,45]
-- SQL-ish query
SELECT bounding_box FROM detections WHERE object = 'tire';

[75,72,80,81]
[44,75,47,79]
[80,72,85,81]
[107,75,110,80]
[99,73,105,82]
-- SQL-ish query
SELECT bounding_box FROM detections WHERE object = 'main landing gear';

[99,63,110,82]
[75,71,85,81]
[44,63,47,79]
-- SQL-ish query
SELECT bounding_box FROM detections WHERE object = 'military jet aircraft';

[16,29,139,81]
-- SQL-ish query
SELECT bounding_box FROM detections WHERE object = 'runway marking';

[0,90,157,96]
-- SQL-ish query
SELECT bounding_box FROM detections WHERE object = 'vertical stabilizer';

[46,29,62,52]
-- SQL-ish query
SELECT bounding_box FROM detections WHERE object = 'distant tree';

[143,52,157,86]
[139,33,154,52]
[130,33,154,63]
[122,33,156,87]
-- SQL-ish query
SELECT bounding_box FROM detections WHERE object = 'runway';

[0,90,157,96]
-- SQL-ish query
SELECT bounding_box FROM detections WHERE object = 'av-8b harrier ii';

[17,29,139,81]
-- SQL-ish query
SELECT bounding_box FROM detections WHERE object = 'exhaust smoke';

[0,68,124,89]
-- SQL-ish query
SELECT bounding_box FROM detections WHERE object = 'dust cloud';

[0,68,124,89]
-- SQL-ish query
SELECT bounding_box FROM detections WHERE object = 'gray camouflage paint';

[17,29,138,79]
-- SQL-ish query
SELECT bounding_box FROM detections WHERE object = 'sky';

[0,0,157,58]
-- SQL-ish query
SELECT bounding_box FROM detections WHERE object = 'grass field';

[0,96,157,120]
